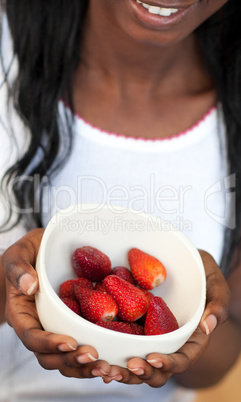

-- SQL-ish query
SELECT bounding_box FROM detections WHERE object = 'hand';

[102,325,209,386]
[2,229,111,379]
[102,250,230,387]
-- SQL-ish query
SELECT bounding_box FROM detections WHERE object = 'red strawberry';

[137,289,155,326]
[71,246,112,282]
[127,322,145,335]
[61,297,81,316]
[75,287,118,323]
[94,281,107,293]
[128,248,167,290]
[144,296,179,335]
[140,289,155,306]
[104,275,148,322]
[112,266,135,284]
[59,278,93,300]
[96,321,144,335]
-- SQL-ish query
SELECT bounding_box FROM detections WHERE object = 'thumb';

[2,228,44,295]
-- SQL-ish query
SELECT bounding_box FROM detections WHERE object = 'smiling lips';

[136,0,180,16]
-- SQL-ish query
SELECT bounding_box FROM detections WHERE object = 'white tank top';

[43,102,229,266]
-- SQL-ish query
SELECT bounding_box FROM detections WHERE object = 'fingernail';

[147,359,163,368]
[102,376,112,384]
[58,343,77,352]
[76,353,97,364]
[111,374,123,381]
[203,314,217,335]
[128,367,144,375]
[91,368,109,377]
[19,273,37,295]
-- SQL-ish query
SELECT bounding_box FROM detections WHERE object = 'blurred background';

[195,354,241,402]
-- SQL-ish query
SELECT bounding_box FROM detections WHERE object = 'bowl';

[35,204,206,367]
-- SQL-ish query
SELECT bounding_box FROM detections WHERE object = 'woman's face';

[89,0,229,46]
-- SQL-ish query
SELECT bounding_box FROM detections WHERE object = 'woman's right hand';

[2,228,111,379]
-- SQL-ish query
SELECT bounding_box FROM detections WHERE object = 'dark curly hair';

[1,0,241,275]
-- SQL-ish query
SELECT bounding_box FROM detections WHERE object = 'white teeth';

[148,6,161,14]
[141,3,150,9]
[159,8,174,16]
[136,0,179,17]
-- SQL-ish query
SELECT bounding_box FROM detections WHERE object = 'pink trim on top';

[63,101,217,142]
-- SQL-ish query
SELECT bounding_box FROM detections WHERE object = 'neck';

[77,1,212,97]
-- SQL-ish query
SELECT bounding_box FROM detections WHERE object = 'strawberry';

[137,289,155,326]
[58,277,93,300]
[127,322,145,335]
[71,246,112,282]
[128,248,167,290]
[61,297,81,316]
[96,321,144,335]
[94,281,107,293]
[104,275,148,322]
[75,287,118,323]
[112,266,135,284]
[144,296,179,335]
[141,289,155,306]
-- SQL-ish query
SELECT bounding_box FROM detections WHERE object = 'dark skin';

[74,0,220,139]
[2,0,241,390]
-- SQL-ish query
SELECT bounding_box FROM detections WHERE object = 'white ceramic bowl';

[35,204,206,367]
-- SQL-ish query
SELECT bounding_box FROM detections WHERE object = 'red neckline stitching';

[63,101,216,143]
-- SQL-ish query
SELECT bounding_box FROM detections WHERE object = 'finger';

[2,228,44,295]
[147,351,190,374]
[127,357,154,378]
[102,365,144,385]
[127,357,168,386]
[35,352,108,379]
[6,289,78,353]
[102,365,129,384]
[199,250,230,334]
[19,325,79,354]
[127,358,171,387]
[103,361,171,388]
[37,352,109,376]
[74,346,99,364]
[147,327,209,373]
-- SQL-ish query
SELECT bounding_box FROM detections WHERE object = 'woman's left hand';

[102,250,230,387]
